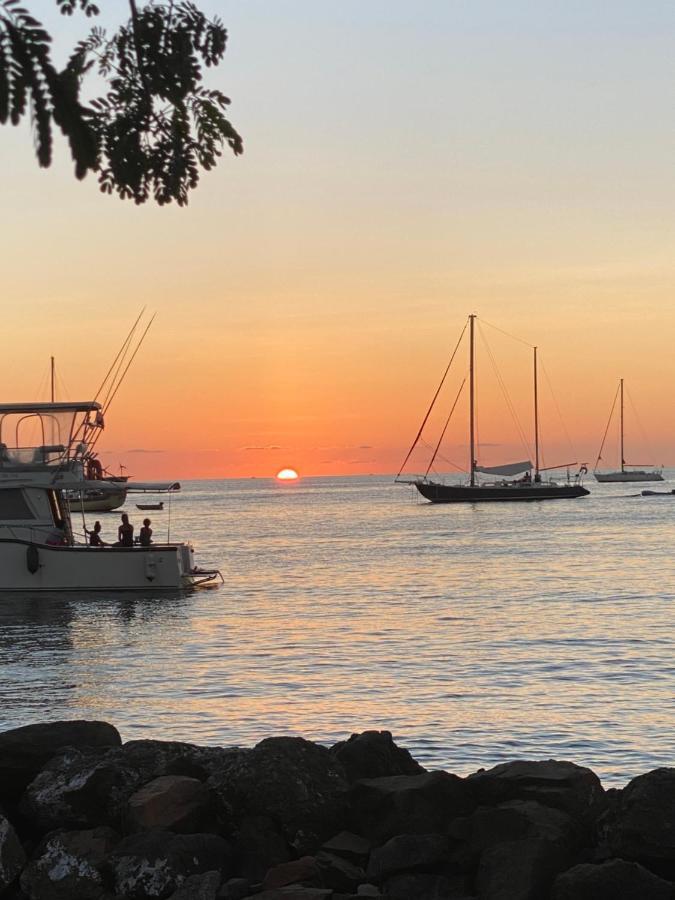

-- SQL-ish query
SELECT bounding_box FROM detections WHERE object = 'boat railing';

[0,444,71,468]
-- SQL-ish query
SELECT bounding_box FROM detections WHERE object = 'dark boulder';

[126,776,215,834]
[320,831,371,866]
[351,772,475,843]
[602,768,675,876]
[166,870,221,900]
[366,833,450,882]
[551,859,674,900]
[330,732,424,782]
[20,826,120,900]
[106,830,232,899]
[448,800,577,871]
[262,857,321,890]
[217,877,251,899]
[0,813,26,893]
[207,738,349,854]
[20,740,233,837]
[315,851,364,892]
[475,838,569,900]
[383,872,470,899]
[469,760,605,827]
[231,815,290,882]
[0,721,121,803]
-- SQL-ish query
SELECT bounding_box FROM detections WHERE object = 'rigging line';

[425,378,466,477]
[480,317,533,348]
[395,318,468,479]
[594,382,620,471]
[101,320,143,411]
[625,386,658,465]
[93,307,147,404]
[477,322,533,461]
[89,315,156,456]
[540,358,578,464]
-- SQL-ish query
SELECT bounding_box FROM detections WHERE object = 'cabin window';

[47,490,66,528]
[0,489,34,520]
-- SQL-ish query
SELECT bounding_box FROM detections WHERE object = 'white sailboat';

[594,379,663,483]
[0,401,221,591]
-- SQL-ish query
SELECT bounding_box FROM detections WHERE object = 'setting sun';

[276,468,299,481]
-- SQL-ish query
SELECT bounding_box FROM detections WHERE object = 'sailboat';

[594,379,663,483]
[396,315,589,502]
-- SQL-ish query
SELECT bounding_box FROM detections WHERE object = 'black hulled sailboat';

[397,315,589,503]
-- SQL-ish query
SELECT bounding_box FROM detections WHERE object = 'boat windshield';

[0,402,103,468]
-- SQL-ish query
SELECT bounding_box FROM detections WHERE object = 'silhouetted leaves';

[0,0,242,204]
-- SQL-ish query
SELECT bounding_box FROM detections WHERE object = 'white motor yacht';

[0,401,221,591]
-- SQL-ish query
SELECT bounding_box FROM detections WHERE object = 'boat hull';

[595,471,664,483]
[415,481,589,503]
[0,540,216,592]
[68,489,127,512]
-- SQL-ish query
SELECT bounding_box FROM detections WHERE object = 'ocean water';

[1,473,674,788]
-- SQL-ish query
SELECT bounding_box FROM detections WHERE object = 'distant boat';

[396,315,589,502]
[641,490,674,497]
[594,379,663,483]
[136,502,164,511]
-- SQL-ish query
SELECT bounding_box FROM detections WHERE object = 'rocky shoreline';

[0,721,672,899]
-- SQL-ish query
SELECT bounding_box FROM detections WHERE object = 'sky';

[1,1,673,479]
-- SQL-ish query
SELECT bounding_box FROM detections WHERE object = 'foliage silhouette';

[0,0,242,205]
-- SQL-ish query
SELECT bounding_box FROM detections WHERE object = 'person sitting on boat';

[521,470,532,483]
[139,518,153,547]
[88,521,106,547]
[117,513,134,547]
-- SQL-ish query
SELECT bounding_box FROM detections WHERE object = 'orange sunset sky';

[1,2,673,480]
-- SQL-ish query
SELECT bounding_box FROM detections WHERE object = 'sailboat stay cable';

[625,386,658,466]
[424,378,467,478]
[477,322,533,463]
[593,383,621,471]
[395,318,468,480]
[100,314,147,411]
[93,307,147,405]
[480,318,534,349]
[540,359,578,467]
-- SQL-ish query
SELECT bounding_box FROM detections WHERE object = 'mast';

[620,377,624,473]
[533,346,539,478]
[469,314,476,486]
[50,356,55,403]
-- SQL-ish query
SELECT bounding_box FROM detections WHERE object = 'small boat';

[396,315,589,503]
[594,380,663,482]
[136,502,164,511]
[641,490,675,497]
[0,401,222,591]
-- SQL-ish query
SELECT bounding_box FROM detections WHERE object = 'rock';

[350,772,475,843]
[0,721,121,803]
[602,768,675,875]
[383,872,468,899]
[126,776,214,834]
[20,740,233,837]
[475,838,569,900]
[262,857,321,890]
[208,738,349,854]
[366,833,449,881]
[470,760,605,826]
[106,830,232,899]
[232,815,291,882]
[551,859,674,900]
[330,732,424,782]
[356,888,382,897]
[217,877,251,899]
[316,851,364,892]
[167,871,221,900]
[321,832,371,866]
[243,891,331,900]
[20,827,120,900]
[0,814,27,893]
[448,800,577,871]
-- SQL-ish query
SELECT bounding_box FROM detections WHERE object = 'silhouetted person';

[117,513,133,547]
[139,518,153,547]
[89,521,105,547]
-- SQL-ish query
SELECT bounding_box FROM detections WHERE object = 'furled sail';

[475,460,532,476]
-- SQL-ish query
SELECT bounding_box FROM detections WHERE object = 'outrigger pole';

[533,346,539,479]
[469,314,476,486]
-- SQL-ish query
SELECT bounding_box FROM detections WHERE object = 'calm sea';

[2,474,674,787]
